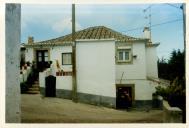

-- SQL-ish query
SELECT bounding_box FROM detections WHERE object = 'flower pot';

[56,72,60,76]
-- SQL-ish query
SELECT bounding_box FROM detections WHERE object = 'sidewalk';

[21,94,163,123]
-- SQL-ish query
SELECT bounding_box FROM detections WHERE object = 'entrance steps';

[26,81,40,94]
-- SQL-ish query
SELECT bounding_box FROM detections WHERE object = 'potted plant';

[26,61,31,66]
[24,63,27,70]
[56,71,60,76]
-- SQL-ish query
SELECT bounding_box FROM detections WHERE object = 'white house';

[23,26,160,109]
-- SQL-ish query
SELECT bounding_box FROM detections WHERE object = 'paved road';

[21,94,163,123]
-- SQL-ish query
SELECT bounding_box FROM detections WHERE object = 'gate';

[45,75,56,97]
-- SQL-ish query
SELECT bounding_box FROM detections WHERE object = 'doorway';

[116,85,134,109]
[36,50,49,72]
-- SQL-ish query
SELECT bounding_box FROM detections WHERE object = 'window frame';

[117,46,132,63]
[62,52,72,65]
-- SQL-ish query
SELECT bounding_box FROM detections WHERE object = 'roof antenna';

[143,5,152,42]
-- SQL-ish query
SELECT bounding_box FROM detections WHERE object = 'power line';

[165,3,182,10]
[151,19,182,27]
[122,19,182,33]
[143,5,153,12]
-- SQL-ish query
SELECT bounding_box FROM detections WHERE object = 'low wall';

[39,68,115,108]
[20,66,31,83]
[163,100,182,123]
[39,68,51,88]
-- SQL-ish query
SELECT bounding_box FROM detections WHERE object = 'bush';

[155,77,185,109]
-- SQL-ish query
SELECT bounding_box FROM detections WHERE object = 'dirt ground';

[21,94,163,123]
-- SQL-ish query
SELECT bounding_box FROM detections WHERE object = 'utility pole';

[181,4,186,53]
[72,3,77,102]
[181,4,186,101]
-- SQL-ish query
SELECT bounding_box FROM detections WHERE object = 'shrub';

[155,77,185,109]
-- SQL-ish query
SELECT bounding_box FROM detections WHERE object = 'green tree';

[168,49,185,83]
[157,49,185,122]
[158,49,185,84]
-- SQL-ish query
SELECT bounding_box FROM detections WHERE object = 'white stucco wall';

[39,68,51,88]
[76,40,116,97]
[116,42,147,80]
[39,71,46,88]
[115,41,159,100]
[50,46,72,71]
[56,76,72,90]
[39,68,72,90]
[25,47,33,62]
[117,79,158,100]
[146,46,158,78]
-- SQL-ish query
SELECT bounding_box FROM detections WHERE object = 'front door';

[116,87,132,109]
[36,50,49,71]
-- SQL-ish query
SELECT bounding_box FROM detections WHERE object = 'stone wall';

[163,100,182,123]
[5,4,21,123]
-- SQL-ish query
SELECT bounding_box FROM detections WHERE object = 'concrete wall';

[146,46,158,78]
[76,40,116,97]
[5,4,21,123]
[163,100,182,123]
[116,42,147,80]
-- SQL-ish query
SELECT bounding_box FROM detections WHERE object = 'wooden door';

[36,50,49,71]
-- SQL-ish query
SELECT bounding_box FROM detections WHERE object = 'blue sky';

[21,4,184,60]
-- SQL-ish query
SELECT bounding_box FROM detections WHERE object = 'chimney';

[143,27,151,40]
[28,36,34,44]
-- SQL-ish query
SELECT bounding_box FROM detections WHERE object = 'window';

[38,52,42,62]
[37,50,48,62]
[62,53,72,65]
[117,46,132,63]
[44,51,48,61]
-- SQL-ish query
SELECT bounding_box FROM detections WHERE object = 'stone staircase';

[26,81,40,94]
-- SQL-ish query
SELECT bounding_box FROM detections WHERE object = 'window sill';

[116,60,132,65]
[117,60,131,63]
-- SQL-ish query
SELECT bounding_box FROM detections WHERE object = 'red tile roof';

[25,26,146,46]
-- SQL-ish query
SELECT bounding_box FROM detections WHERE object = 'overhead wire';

[122,19,182,33]
[122,3,183,33]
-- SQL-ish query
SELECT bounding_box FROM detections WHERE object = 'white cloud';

[52,18,83,33]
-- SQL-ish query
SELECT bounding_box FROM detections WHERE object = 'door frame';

[33,48,50,63]
[116,84,135,107]
[33,48,50,71]
[36,50,48,63]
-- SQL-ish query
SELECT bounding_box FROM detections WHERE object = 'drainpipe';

[120,72,124,84]
[72,4,77,102]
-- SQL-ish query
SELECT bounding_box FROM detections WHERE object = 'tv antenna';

[143,5,152,41]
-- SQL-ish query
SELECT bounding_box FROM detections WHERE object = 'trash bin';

[152,94,163,109]
[45,75,56,97]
